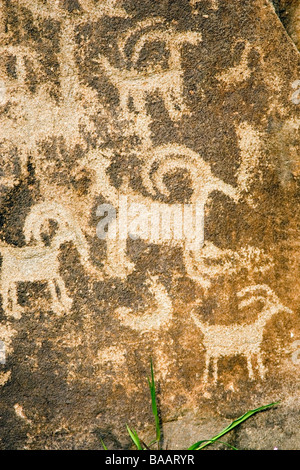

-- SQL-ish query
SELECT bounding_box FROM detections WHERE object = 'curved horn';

[118,17,165,64]
[23,203,71,245]
[140,144,212,197]
[23,202,103,279]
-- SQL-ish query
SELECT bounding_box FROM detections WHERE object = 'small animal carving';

[0,202,101,318]
[190,284,292,384]
[97,19,202,141]
[91,144,239,280]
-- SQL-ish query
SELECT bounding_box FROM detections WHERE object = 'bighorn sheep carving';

[191,284,292,384]
[0,202,101,318]
[88,144,240,282]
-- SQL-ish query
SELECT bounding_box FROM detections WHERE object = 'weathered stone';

[0,0,299,450]
[273,0,300,49]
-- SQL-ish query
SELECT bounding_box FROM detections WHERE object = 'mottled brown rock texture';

[0,0,299,450]
[273,0,300,49]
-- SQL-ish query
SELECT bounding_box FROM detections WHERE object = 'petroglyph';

[184,243,274,290]
[0,242,71,318]
[191,285,293,384]
[0,45,42,90]
[115,276,174,382]
[92,144,240,280]
[216,41,261,87]
[98,19,202,143]
[86,137,272,286]
[0,202,102,318]
[115,276,173,333]
[0,0,299,449]
[0,1,116,179]
[236,122,263,205]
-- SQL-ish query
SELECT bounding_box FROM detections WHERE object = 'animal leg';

[213,357,218,384]
[246,354,254,380]
[162,84,186,121]
[55,277,72,311]
[1,281,10,315]
[6,283,22,319]
[48,280,65,315]
[119,88,132,122]
[105,237,134,279]
[257,353,266,380]
[131,92,152,144]
[203,354,210,384]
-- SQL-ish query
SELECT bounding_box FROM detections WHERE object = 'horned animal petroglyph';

[191,284,292,384]
[0,202,102,318]
[97,19,202,141]
[86,144,239,279]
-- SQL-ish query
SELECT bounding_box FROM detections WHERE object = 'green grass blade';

[216,441,238,450]
[188,402,279,450]
[188,439,214,450]
[188,439,238,450]
[126,424,143,450]
[140,439,151,450]
[100,438,108,450]
[148,359,161,444]
[148,439,158,447]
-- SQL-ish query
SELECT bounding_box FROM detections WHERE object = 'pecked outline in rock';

[87,143,241,282]
[97,18,202,144]
[190,284,293,384]
[0,202,102,318]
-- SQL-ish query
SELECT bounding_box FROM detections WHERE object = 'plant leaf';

[148,359,161,445]
[216,441,238,450]
[140,439,151,450]
[188,439,214,450]
[126,424,143,450]
[188,402,279,450]
[100,438,108,450]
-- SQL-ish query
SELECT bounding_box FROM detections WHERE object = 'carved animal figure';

[88,144,240,280]
[0,202,101,318]
[191,284,292,384]
[97,19,202,141]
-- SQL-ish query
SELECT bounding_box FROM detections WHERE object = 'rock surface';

[273,0,300,49]
[0,0,299,450]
